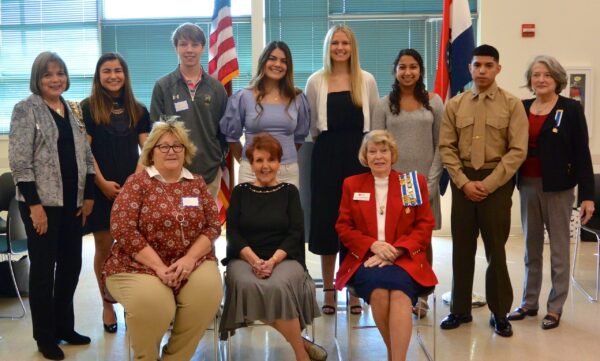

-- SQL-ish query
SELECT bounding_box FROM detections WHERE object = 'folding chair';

[340,286,436,361]
[0,198,29,319]
[572,222,600,302]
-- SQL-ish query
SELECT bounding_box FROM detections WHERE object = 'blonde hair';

[322,24,363,107]
[358,130,399,167]
[139,117,197,167]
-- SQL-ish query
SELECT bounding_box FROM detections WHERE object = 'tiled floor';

[1,234,599,361]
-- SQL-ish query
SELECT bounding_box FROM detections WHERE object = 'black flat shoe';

[38,342,65,360]
[507,307,538,321]
[440,313,473,330]
[103,322,117,333]
[490,314,513,337]
[541,314,560,330]
[56,331,91,345]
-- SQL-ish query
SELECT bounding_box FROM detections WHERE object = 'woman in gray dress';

[220,133,326,361]
[372,48,443,317]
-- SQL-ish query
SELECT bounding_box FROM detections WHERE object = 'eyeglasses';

[154,144,185,153]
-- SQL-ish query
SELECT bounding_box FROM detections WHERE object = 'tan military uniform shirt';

[439,82,528,193]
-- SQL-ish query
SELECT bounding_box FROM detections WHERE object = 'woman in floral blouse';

[104,119,222,361]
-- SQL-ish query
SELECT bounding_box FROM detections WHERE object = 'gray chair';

[0,198,29,319]
[0,172,15,234]
[572,174,600,302]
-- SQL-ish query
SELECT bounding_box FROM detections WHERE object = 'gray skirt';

[219,259,321,339]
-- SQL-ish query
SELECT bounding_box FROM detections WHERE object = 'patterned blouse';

[103,168,220,281]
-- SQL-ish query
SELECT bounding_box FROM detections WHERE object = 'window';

[103,0,251,19]
[101,1,252,114]
[266,0,477,94]
[101,20,252,109]
[265,0,328,90]
[0,0,99,132]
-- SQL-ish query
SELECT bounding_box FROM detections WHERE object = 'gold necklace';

[44,100,63,116]
[376,188,387,215]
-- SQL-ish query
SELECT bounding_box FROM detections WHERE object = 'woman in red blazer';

[335,130,438,361]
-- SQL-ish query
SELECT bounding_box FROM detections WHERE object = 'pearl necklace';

[246,182,285,193]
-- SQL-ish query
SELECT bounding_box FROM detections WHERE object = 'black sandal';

[507,307,538,321]
[321,288,336,315]
[350,305,363,315]
[541,314,560,330]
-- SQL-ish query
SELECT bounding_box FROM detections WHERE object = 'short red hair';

[245,133,283,163]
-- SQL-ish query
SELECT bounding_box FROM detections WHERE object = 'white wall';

[434,0,600,236]
[479,0,600,152]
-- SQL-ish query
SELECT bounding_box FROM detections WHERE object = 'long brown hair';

[388,49,431,115]
[250,41,301,118]
[88,53,143,126]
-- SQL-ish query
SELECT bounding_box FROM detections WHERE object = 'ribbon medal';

[399,170,423,209]
[553,109,563,133]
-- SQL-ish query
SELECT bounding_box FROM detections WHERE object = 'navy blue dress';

[82,99,150,233]
[309,91,368,255]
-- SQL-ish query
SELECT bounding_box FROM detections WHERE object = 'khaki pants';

[106,261,223,361]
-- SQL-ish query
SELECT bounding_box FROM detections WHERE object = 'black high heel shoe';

[103,310,118,333]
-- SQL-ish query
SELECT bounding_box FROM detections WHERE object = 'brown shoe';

[303,338,327,361]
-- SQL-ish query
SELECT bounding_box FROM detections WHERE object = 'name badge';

[174,100,189,112]
[353,192,370,201]
[182,197,199,207]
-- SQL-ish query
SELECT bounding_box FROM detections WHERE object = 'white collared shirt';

[146,165,195,182]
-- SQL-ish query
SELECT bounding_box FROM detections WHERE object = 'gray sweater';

[150,67,228,183]
[372,94,444,229]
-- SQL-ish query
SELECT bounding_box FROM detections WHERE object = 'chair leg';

[0,253,26,319]
[416,291,435,361]
[572,227,600,302]
[227,331,232,361]
[213,317,219,361]
[346,288,351,361]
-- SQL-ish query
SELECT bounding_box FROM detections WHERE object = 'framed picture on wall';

[561,67,593,133]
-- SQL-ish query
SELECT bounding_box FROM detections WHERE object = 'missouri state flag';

[434,0,475,195]
[433,0,475,100]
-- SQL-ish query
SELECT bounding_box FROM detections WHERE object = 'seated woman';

[103,119,223,361]
[335,130,438,361]
[219,133,326,361]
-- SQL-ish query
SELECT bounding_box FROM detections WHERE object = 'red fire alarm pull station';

[522,23,535,37]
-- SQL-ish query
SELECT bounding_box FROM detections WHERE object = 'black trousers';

[18,181,83,344]
[449,168,514,316]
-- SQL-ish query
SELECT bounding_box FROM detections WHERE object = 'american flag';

[209,0,240,88]
[209,0,239,224]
